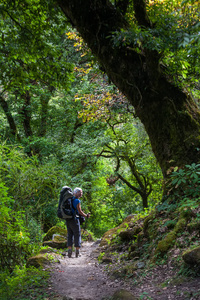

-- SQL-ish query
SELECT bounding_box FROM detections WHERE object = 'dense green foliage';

[163,163,200,211]
[113,0,199,94]
[0,181,31,272]
[0,0,199,296]
[98,115,162,209]
[0,266,53,300]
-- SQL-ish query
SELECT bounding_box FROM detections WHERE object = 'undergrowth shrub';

[26,215,43,243]
[0,265,51,300]
[0,182,31,272]
[0,143,64,233]
[168,163,200,201]
[159,163,200,212]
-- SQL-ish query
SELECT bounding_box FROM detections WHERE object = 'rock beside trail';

[182,246,200,265]
[43,226,67,242]
[119,226,142,241]
[42,226,94,250]
[43,233,67,249]
[26,254,51,268]
[43,239,67,249]
[101,256,113,263]
[111,289,138,300]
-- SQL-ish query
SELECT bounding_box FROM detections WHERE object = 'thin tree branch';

[117,172,142,195]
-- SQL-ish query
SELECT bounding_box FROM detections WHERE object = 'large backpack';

[57,186,75,219]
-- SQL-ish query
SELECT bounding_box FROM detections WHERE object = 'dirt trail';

[50,241,200,300]
[50,241,128,300]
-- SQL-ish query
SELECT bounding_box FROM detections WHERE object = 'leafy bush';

[0,143,68,272]
[0,144,64,233]
[169,163,200,199]
[0,182,31,272]
[159,163,200,215]
[26,215,43,244]
[0,266,51,300]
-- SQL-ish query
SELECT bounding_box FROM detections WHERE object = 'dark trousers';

[66,218,81,248]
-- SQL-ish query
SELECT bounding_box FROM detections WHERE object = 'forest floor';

[49,241,200,300]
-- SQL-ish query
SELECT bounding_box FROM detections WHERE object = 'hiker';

[66,187,90,258]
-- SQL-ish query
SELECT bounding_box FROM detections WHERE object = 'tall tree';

[0,0,74,149]
[57,0,200,180]
[99,116,161,209]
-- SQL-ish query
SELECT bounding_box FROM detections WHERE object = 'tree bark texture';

[57,0,200,177]
[0,95,21,141]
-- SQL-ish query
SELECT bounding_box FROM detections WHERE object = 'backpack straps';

[71,197,79,217]
[71,197,77,214]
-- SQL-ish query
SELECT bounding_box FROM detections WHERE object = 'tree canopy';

[57,0,200,179]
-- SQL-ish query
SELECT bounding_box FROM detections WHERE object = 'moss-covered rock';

[42,226,94,249]
[39,247,57,254]
[119,226,142,241]
[101,256,113,263]
[53,234,66,242]
[43,226,67,242]
[43,239,67,249]
[156,231,176,255]
[43,230,67,249]
[182,246,200,265]
[97,201,200,281]
[119,228,134,241]
[155,215,187,256]
[174,218,187,233]
[100,215,142,247]
[111,289,138,300]
[26,254,50,268]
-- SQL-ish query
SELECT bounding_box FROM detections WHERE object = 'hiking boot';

[68,249,72,258]
[75,249,79,258]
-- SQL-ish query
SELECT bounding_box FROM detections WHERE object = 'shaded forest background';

[0,0,199,298]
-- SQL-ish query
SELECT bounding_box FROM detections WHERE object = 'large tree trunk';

[57,0,200,177]
[0,95,21,142]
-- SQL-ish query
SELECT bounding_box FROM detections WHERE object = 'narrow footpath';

[50,241,131,300]
[49,241,200,300]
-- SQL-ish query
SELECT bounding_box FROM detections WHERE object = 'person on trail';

[66,187,90,258]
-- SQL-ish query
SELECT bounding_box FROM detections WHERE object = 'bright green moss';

[43,226,67,242]
[155,216,187,256]
[156,231,176,255]
[26,254,50,268]
[174,218,187,233]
